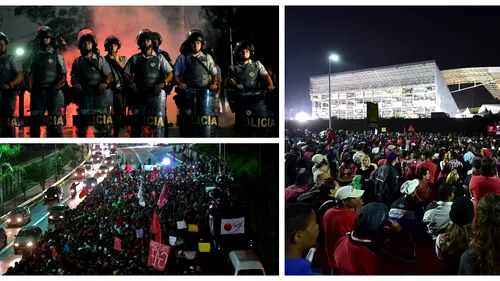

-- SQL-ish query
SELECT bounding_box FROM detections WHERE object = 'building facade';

[309,61,459,120]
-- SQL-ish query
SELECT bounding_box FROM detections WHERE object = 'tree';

[14,6,93,49]
[70,145,83,169]
[0,145,24,213]
[25,162,48,191]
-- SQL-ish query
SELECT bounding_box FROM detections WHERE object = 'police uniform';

[106,55,127,137]
[124,50,172,137]
[228,59,274,137]
[71,53,112,137]
[0,52,22,137]
[25,46,67,137]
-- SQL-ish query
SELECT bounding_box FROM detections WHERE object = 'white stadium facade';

[309,60,500,120]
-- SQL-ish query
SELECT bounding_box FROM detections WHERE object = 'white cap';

[371,147,380,154]
[312,154,327,165]
[335,185,365,200]
[400,179,419,195]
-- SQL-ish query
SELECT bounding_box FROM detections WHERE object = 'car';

[13,226,43,255]
[91,154,102,164]
[104,156,115,165]
[98,165,110,175]
[73,167,86,179]
[48,203,70,224]
[83,177,98,189]
[44,185,64,203]
[6,206,31,227]
[110,148,117,155]
[0,226,7,249]
[94,151,103,156]
[84,160,93,170]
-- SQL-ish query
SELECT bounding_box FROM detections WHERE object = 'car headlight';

[7,219,11,222]
[26,242,33,247]
[14,243,19,247]
[59,216,64,219]
[49,216,54,219]
[17,218,22,222]
[45,195,47,198]
[74,173,77,176]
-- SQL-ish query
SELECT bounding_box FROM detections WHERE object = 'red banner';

[114,237,122,251]
[147,240,171,271]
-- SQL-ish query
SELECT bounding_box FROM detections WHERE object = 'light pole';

[328,54,340,129]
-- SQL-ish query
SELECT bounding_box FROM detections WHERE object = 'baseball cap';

[335,185,364,200]
[449,196,474,227]
[386,152,398,164]
[312,154,327,165]
[400,179,419,195]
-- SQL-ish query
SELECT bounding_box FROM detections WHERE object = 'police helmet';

[0,32,9,45]
[152,32,163,46]
[186,29,205,44]
[136,29,154,46]
[234,40,255,57]
[104,35,122,50]
[36,26,55,40]
[77,29,98,49]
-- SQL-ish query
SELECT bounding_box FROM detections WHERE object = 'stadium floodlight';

[162,158,171,166]
[15,48,24,56]
[295,112,310,122]
[328,53,340,129]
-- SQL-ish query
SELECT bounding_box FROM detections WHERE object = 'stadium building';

[309,60,500,120]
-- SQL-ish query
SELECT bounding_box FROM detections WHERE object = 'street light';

[328,53,340,129]
[15,48,24,56]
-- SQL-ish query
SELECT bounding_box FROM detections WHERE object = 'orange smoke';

[23,6,215,137]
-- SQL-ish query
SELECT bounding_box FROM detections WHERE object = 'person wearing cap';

[103,35,128,137]
[285,168,311,203]
[423,183,454,238]
[124,29,173,137]
[285,203,320,275]
[459,193,500,275]
[464,156,482,187]
[25,26,67,137]
[0,31,23,137]
[334,203,416,275]
[311,154,332,185]
[469,157,500,213]
[71,29,113,137]
[371,151,400,208]
[434,196,474,274]
[322,185,364,274]
[388,179,427,243]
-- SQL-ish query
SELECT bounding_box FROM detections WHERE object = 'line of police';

[0,27,276,138]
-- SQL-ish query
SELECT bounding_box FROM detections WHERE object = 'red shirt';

[416,160,438,184]
[470,175,500,213]
[322,207,358,269]
[334,235,378,274]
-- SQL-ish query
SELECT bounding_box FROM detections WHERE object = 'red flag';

[151,191,157,200]
[124,162,135,173]
[79,187,88,199]
[52,247,57,258]
[113,236,122,251]
[150,209,162,243]
[157,181,169,208]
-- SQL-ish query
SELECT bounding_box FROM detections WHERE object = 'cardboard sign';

[136,229,144,238]
[177,220,187,230]
[168,236,177,246]
[198,242,211,253]
[188,224,199,233]
[147,240,171,271]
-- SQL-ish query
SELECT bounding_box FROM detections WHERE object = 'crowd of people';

[285,129,500,275]
[5,148,237,275]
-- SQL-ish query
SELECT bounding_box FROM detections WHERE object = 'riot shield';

[232,90,277,137]
[177,88,218,137]
[74,87,113,138]
[128,87,167,138]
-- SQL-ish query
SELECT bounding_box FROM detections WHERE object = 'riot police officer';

[70,29,113,137]
[173,29,219,137]
[226,40,275,137]
[0,32,23,137]
[152,32,174,67]
[103,35,128,137]
[25,26,67,138]
[124,29,173,137]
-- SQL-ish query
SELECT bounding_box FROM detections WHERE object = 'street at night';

[0,143,278,275]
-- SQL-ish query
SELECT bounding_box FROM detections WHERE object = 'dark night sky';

[285,6,500,116]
